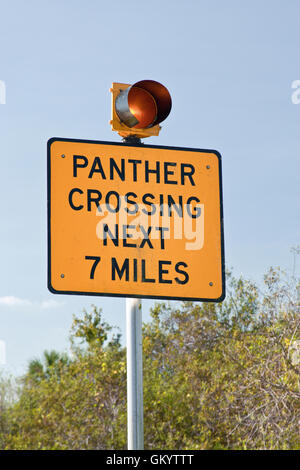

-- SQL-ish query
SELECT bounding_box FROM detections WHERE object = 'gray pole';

[126,297,144,450]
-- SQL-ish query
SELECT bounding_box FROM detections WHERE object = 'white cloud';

[0,296,32,307]
[0,296,64,309]
[40,299,63,309]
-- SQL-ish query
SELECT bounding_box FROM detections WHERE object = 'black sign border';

[47,138,225,302]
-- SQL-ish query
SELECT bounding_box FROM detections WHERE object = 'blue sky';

[0,0,299,376]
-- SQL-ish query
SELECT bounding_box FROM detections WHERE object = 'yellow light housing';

[110,80,172,138]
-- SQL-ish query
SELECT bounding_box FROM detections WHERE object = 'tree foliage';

[0,268,299,449]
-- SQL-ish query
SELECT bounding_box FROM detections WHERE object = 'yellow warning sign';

[47,138,225,301]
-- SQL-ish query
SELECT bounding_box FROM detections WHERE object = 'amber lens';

[128,87,157,129]
[133,80,172,125]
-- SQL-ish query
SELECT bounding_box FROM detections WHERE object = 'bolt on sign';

[47,138,225,301]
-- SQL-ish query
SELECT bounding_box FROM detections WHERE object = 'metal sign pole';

[126,297,144,450]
